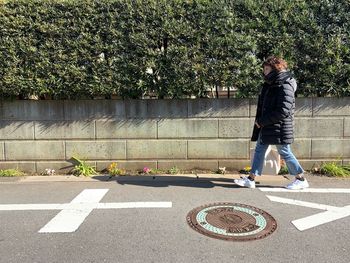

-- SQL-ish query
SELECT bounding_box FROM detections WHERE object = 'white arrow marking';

[266,195,350,231]
[0,189,172,233]
[292,205,350,231]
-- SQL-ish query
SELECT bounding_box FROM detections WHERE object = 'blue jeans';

[250,136,304,176]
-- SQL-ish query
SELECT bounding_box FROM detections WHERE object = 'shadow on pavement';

[92,175,284,189]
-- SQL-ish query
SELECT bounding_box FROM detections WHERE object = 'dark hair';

[263,56,288,72]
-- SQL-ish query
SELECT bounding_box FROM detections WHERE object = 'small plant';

[42,168,55,176]
[311,166,320,174]
[168,166,180,174]
[143,166,152,174]
[239,166,251,175]
[150,168,163,174]
[140,167,163,175]
[343,165,350,172]
[0,169,25,177]
[320,162,350,177]
[278,165,289,175]
[217,167,226,174]
[72,156,96,177]
[107,162,126,176]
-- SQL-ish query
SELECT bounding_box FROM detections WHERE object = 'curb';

[0,174,288,183]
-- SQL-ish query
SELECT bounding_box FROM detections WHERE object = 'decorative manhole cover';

[186,202,277,241]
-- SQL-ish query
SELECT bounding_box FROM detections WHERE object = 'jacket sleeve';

[254,85,265,120]
[251,125,261,141]
[251,87,264,141]
[258,83,294,127]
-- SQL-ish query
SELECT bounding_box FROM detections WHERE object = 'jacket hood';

[270,71,297,92]
[284,76,297,92]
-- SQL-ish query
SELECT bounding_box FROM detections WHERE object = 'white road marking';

[266,195,350,231]
[266,195,338,211]
[0,202,172,211]
[0,204,64,210]
[97,202,172,209]
[259,188,350,193]
[39,189,109,233]
[292,205,350,231]
[0,189,172,233]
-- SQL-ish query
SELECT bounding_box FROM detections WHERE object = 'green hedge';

[0,0,349,99]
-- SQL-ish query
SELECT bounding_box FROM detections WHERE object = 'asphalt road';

[0,175,349,263]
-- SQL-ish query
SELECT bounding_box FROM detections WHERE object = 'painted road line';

[259,188,350,193]
[266,195,339,211]
[0,204,64,211]
[292,205,350,231]
[39,189,109,233]
[266,195,350,231]
[0,202,173,211]
[0,189,173,233]
[97,202,172,209]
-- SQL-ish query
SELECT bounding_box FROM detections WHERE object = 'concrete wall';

[0,98,349,174]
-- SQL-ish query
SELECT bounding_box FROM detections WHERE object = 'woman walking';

[234,56,309,190]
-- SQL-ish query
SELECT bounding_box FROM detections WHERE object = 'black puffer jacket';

[251,71,297,145]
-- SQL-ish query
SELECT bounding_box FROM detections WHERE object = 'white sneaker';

[286,178,309,190]
[234,176,256,189]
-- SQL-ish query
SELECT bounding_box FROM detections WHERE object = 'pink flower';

[143,167,151,174]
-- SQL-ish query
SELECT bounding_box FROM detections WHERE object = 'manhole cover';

[186,202,277,241]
